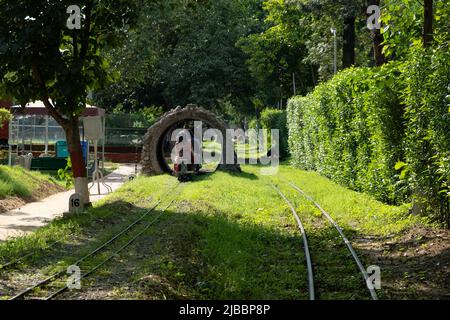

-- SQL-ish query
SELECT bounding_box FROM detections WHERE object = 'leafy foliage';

[0,0,138,114]
[259,108,289,159]
[381,0,450,58]
[288,63,407,204]
[0,0,139,189]
[0,108,11,124]
[288,45,450,223]
[94,0,260,113]
[402,45,450,222]
[58,157,74,188]
[106,106,164,129]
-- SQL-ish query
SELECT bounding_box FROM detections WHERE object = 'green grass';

[0,163,433,300]
[258,164,421,236]
[0,165,65,199]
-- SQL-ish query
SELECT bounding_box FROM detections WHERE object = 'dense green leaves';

[0,0,138,117]
[0,0,139,188]
[381,0,450,58]
[402,45,450,221]
[94,0,261,114]
[259,108,289,159]
[288,63,407,204]
[288,47,450,223]
[0,108,11,124]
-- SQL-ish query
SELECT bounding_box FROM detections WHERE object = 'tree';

[94,0,260,117]
[368,0,386,66]
[0,0,138,205]
[302,0,368,69]
[342,14,356,68]
[423,0,434,47]
[380,0,448,59]
[238,0,318,105]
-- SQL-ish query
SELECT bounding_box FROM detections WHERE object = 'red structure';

[0,99,12,143]
[0,100,142,163]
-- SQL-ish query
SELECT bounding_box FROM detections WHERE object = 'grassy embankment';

[1,163,437,300]
[0,165,64,199]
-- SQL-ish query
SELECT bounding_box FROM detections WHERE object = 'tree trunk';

[423,0,434,47]
[373,28,386,66]
[65,118,90,205]
[343,15,356,68]
[369,0,386,66]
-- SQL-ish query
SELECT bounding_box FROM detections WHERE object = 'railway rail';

[271,180,378,300]
[3,183,179,300]
[271,183,315,300]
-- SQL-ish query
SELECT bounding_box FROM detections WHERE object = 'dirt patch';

[0,197,27,213]
[0,180,65,214]
[27,180,65,201]
[138,274,185,300]
[354,225,450,299]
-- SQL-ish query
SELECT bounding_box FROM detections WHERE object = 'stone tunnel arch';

[141,104,241,175]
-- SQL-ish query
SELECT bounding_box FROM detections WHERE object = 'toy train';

[172,133,201,182]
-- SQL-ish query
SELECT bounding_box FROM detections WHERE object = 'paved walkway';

[0,164,137,242]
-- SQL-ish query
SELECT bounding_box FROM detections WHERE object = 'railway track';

[4,184,179,300]
[271,180,378,300]
[271,184,315,300]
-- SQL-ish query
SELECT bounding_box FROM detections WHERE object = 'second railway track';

[271,180,378,300]
[6,183,180,300]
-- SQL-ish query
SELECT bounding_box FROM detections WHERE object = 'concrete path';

[0,164,137,242]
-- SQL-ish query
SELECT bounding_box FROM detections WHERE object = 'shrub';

[0,108,11,125]
[288,63,408,204]
[107,106,164,129]
[288,48,450,223]
[259,108,289,159]
[248,118,259,130]
[402,46,450,223]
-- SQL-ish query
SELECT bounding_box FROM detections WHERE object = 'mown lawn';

[1,164,443,300]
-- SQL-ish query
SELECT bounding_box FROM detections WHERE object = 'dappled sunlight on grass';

[244,164,419,236]
[0,163,435,300]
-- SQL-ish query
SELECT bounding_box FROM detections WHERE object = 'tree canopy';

[95,0,449,119]
[0,0,139,203]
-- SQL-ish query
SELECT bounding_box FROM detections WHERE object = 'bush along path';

[0,165,448,300]
[287,48,450,226]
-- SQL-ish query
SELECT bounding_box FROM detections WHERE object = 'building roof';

[11,100,105,117]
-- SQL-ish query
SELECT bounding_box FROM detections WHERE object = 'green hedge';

[288,50,449,222]
[402,47,450,221]
[288,64,407,204]
[260,108,289,159]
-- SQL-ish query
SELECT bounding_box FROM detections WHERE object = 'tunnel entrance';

[141,104,241,175]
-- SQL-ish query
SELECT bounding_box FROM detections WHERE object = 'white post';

[334,33,337,74]
[292,72,296,96]
[86,140,90,171]
[102,116,106,172]
[8,116,12,166]
[44,115,49,156]
[30,115,35,155]
[94,140,100,195]
[331,27,337,75]
[8,145,12,166]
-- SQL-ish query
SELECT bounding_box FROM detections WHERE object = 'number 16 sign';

[69,193,84,215]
